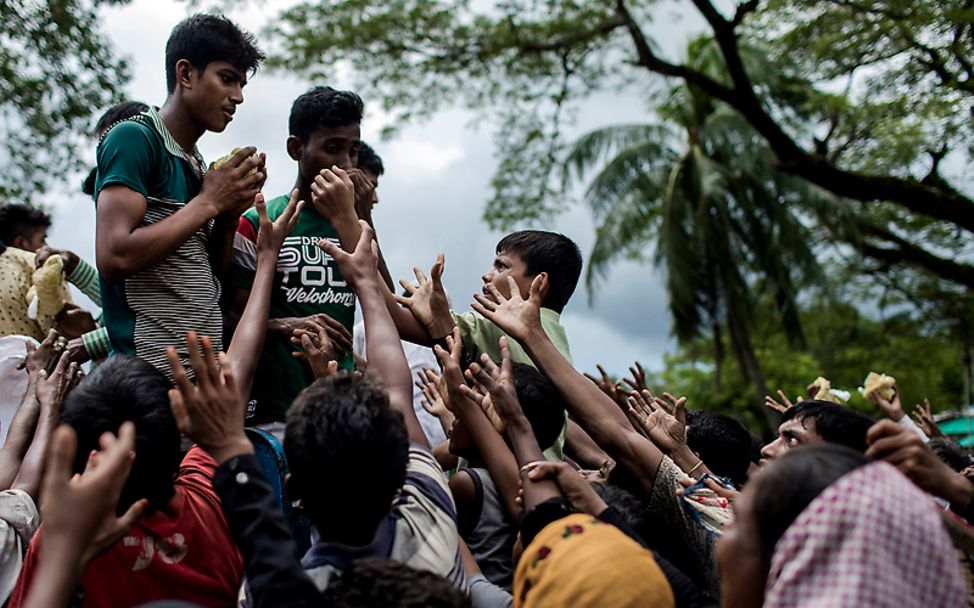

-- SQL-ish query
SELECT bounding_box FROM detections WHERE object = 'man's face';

[292,123,362,183]
[759,417,825,464]
[13,226,48,253]
[481,250,533,302]
[185,60,247,133]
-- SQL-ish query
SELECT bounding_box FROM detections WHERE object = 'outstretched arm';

[318,222,426,447]
[226,191,303,399]
[473,277,665,498]
[463,337,562,514]
[436,329,522,521]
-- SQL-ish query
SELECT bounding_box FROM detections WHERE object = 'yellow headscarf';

[514,514,675,608]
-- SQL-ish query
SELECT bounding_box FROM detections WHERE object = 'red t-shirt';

[9,447,243,607]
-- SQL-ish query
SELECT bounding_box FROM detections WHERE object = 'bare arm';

[464,338,561,513]
[436,332,522,520]
[319,222,427,446]
[96,148,263,281]
[12,352,78,500]
[474,277,665,497]
[227,192,303,399]
[0,380,40,491]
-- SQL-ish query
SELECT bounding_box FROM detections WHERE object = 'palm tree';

[565,39,833,428]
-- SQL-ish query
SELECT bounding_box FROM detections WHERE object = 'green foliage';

[0,0,130,200]
[652,298,967,437]
[753,0,973,175]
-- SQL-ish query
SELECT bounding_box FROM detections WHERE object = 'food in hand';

[809,376,849,404]
[213,147,258,176]
[811,377,831,400]
[26,255,67,319]
[860,372,896,402]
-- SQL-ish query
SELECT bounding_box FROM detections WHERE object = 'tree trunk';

[712,321,724,393]
[965,345,973,409]
[726,307,776,432]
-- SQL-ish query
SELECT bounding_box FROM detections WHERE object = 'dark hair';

[59,356,181,512]
[751,445,868,559]
[929,438,972,472]
[323,558,471,608]
[592,482,648,538]
[512,363,566,451]
[781,400,875,453]
[165,14,264,93]
[94,101,149,136]
[358,142,384,176]
[686,410,754,486]
[83,101,151,196]
[289,86,364,142]
[285,372,408,542]
[0,203,51,244]
[495,231,582,312]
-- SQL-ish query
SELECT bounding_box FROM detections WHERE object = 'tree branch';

[854,222,974,287]
[621,0,974,234]
[615,0,734,100]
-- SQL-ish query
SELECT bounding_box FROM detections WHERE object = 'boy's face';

[291,123,362,183]
[364,170,380,207]
[481,250,533,302]
[184,60,247,133]
[13,226,48,253]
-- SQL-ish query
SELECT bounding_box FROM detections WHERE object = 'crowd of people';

[0,12,972,608]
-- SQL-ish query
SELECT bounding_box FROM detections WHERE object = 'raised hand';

[462,337,524,426]
[255,189,303,255]
[34,246,79,276]
[584,364,628,408]
[34,351,78,418]
[310,166,356,224]
[912,398,944,438]
[416,368,454,424]
[39,422,146,576]
[317,220,378,289]
[765,389,797,414]
[346,167,376,219]
[866,419,973,506]
[394,254,453,338]
[20,329,66,377]
[291,320,340,379]
[432,327,466,411]
[874,386,905,422]
[471,275,544,342]
[627,389,687,455]
[623,361,648,393]
[166,332,253,464]
[53,303,97,340]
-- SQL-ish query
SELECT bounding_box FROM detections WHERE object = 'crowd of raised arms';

[0,12,972,608]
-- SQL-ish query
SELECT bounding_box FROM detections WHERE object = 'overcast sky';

[48,0,711,377]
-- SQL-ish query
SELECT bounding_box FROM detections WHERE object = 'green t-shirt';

[231,195,356,423]
[94,109,222,378]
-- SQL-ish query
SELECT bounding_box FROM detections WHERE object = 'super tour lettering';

[274,236,354,307]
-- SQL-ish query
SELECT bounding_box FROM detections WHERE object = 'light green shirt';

[452,308,570,461]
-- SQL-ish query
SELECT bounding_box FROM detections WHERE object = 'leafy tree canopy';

[0,0,130,201]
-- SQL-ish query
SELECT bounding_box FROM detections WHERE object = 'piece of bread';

[213,147,258,176]
[860,372,896,402]
[811,377,832,400]
[26,255,66,319]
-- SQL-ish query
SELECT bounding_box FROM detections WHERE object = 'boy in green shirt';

[230,87,370,424]
[94,14,265,376]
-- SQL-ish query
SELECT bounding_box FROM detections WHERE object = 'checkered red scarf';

[765,461,968,607]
